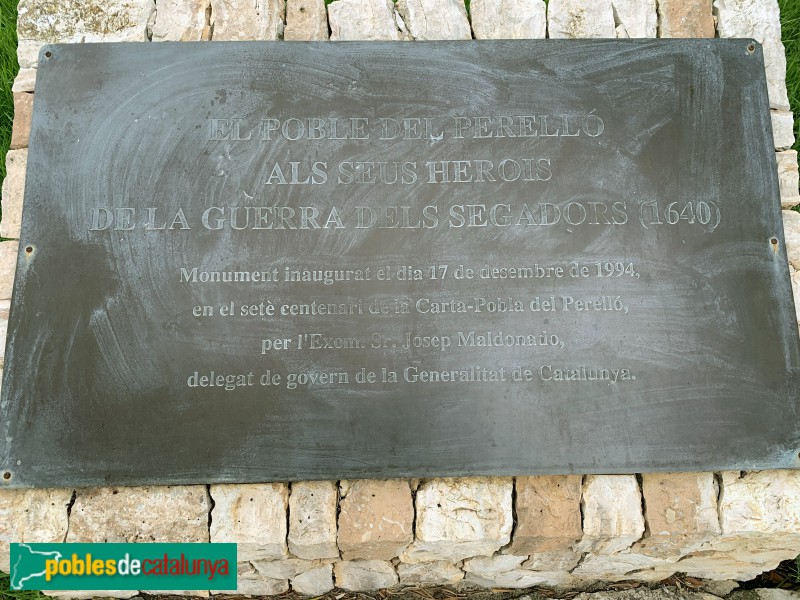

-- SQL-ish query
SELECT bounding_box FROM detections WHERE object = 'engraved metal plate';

[2,40,799,488]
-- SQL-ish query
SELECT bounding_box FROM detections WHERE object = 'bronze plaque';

[1,40,798,488]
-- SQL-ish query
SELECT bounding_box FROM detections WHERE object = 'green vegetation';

[779,0,799,154]
[0,572,50,600]
[790,554,800,584]
[779,0,799,153]
[0,0,17,183]
[779,0,800,213]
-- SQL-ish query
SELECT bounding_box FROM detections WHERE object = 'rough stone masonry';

[2,0,800,596]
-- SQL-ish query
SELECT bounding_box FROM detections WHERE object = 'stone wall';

[2,0,800,595]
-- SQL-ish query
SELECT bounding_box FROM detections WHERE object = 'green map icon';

[11,543,63,589]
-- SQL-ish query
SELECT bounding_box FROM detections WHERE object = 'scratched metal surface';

[1,40,798,488]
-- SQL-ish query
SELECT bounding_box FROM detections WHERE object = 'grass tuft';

[0,0,16,184]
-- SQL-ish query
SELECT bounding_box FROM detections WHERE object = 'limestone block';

[577,475,646,555]
[251,557,316,579]
[771,111,795,151]
[12,69,36,93]
[0,242,18,300]
[230,561,289,595]
[612,0,657,37]
[676,547,798,581]
[210,0,285,40]
[470,0,546,39]
[402,477,513,563]
[778,151,799,208]
[656,0,715,37]
[333,560,399,590]
[10,93,34,150]
[792,268,800,324]
[665,472,800,579]
[395,0,471,40]
[464,569,576,588]
[284,0,329,39]
[397,561,465,585]
[67,486,209,542]
[328,0,404,40]
[783,210,800,270]
[718,471,800,545]
[548,0,616,38]
[522,551,582,571]
[635,472,720,557]
[571,551,676,582]
[781,195,800,210]
[511,475,582,553]
[17,0,154,69]
[210,483,288,561]
[291,563,334,596]
[338,479,413,560]
[0,319,9,369]
[288,480,338,560]
[2,149,28,240]
[0,302,8,369]
[463,554,527,576]
[151,0,209,41]
[713,0,790,111]
[0,488,73,572]
[702,581,740,597]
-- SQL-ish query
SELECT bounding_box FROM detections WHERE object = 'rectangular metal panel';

[2,40,798,488]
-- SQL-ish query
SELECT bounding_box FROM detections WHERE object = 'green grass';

[0,0,16,184]
[790,555,800,584]
[0,572,50,600]
[780,0,799,155]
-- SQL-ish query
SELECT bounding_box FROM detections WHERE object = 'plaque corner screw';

[746,42,756,55]
[1,470,11,482]
[44,50,52,59]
